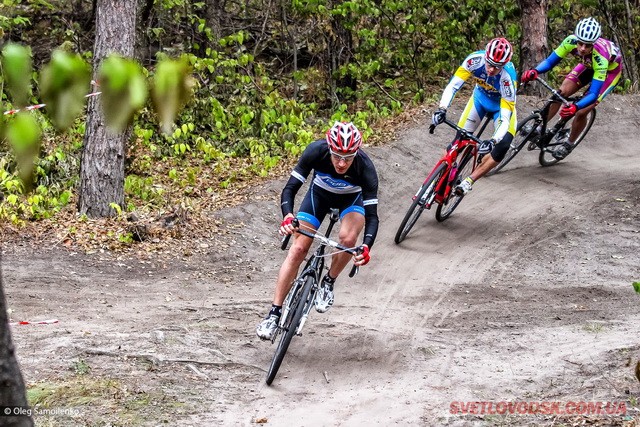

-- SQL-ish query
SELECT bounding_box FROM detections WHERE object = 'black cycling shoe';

[552,142,573,160]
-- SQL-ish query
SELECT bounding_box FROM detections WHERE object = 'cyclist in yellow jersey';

[432,38,518,195]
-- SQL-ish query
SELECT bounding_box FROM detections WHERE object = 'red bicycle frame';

[420,136,478,209]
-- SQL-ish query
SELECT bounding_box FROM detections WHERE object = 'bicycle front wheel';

[539,109,596,166]
[266,275,314,385]
[394,162,447,244]
[435,148,474,222]
[488,114,541,176]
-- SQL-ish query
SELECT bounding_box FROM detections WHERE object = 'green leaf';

[39,50,91,130]
[5,112,41,190]
[633,282,640,294]
[151,57,194,134]
[99,56,148,132]
[1,43,33,107]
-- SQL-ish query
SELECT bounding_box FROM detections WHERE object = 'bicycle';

[490,76,596,174]
[394,118,484,244]
[266,209,359,385]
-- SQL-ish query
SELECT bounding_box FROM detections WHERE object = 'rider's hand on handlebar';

[431,108,447,127]
[559,103,578,119]
[478,138,496,155]
[354,244,370,266]
[521,69,539,84]
[279,214,297,236]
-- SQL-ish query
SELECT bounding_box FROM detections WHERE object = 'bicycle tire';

[266,275,314,385]
[435,147,474,221]
[488,114,541,176]
[539,109,596,167]
[394,162,447,244]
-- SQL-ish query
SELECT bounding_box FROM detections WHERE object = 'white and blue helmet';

[575,17,602,43]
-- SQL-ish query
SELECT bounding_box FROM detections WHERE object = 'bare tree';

[518,0,549,96]
[78,0,139,217]
[0,252,33,427]
[205,0,225,41]
[600,0,639,88]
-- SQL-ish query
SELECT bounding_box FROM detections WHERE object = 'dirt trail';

[3,94,640,426]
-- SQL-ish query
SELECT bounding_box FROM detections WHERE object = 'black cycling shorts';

[296,184,364,229]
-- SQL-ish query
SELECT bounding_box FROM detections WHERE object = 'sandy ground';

[3,94,640,426]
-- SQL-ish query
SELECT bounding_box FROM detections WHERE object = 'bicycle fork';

[276,274,319,338]
[295,285,318,336]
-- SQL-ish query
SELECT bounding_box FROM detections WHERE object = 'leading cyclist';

[256,121,379,340]
[431,37,518,195]
[521,17,623,160]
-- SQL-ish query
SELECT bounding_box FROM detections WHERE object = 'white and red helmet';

[485,37,513,67]
[326,121,362,152]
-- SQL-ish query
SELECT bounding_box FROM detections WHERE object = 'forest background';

[0,0,638,249]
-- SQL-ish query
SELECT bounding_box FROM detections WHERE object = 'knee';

[338,230,359,248]
[576,108,591,118]
[287,242,308,262]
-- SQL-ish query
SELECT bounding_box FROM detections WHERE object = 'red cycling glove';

[559,103,578,119]
[357,244,370,266]
[521,69,538,83]
[279,215,297,236]
[281,216,295,228]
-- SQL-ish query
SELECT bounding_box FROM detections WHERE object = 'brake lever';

[280,218,300,250]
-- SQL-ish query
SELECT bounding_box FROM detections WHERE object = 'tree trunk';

[518,0,549,96]
[0,252,34,427]
[204,0,224,41]
[78,0,139,217]
[618,0,639,87]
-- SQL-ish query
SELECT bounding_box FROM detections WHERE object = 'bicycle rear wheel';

[435,147,474,222]
[488,114,541,176]
[539,109,596,166]
[394,162,447,244]
[266,275,314,385]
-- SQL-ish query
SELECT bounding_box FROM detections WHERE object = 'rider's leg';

[568,68,620,144]
[327,211,365,279]
[470,156,498,181]
[547,78,580,120]
[272,224,315,305]
[568,103,596,142]
[315,210,365,313]
[451,98,486,195]
[469,109,517,182]
[257,220,315,339]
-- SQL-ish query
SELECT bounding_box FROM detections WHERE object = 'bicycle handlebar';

[525,76,588,106]
[533,76,572,105]
[429,118,484,145]
[280,218,360,277]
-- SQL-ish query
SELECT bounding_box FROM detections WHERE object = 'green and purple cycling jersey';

[535,35,623,109]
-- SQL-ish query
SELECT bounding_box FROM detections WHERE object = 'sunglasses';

[330,149,358,162]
